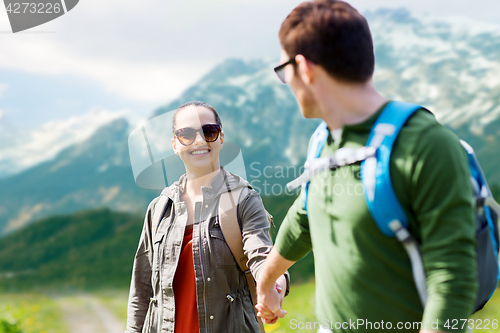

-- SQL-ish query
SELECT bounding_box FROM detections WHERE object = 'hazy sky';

[0,0,499,127]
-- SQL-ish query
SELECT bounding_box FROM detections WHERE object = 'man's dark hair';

[172,101,222,133]
[279,0,374,83]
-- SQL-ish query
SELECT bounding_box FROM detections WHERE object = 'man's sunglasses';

[174,124,221,146]
[274,58,296,84]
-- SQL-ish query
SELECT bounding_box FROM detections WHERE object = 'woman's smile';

[190,148,211,156]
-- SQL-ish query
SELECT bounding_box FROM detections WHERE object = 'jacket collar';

[160,167,250,201]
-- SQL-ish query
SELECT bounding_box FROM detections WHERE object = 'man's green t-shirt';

[275,103,478,332]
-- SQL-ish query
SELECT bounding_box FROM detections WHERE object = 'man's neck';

[315,78,388,130]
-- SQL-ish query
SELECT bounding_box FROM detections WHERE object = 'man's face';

[280,50,319,119]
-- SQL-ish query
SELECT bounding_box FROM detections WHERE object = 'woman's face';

[171,105,224,174]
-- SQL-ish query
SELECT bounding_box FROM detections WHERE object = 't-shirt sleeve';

[274,193,312,262]
[409,123,478,331]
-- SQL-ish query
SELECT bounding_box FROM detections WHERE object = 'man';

[255,1,478,332]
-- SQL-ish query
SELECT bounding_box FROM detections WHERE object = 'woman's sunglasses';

[174,124,221,146]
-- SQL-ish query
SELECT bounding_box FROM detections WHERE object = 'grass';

[91,289,129,322]
[264,281,317,333]
[471,289,500,332]
[0,284,499,333]
[0,293,68,333]
[85,283,318,333]
[88,283,318,333]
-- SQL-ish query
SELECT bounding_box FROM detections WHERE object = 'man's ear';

[295,54,314,85]
[171,137,179,155]
[219,131,224,148]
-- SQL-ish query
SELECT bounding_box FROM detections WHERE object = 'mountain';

[0,109,126,180]
[0,59,317,236]
[367,8,500,183]
[368,8,500,129]
[0,111,27,150]
[1,9,500,235]
[0,112,29,178]
[0,118,157,236]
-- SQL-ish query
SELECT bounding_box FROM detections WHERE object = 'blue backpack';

[287,101,500,312]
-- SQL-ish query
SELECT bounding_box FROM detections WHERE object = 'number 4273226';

[5,2,62,14]
[444,319,498,330]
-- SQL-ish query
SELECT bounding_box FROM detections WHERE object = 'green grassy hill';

[0,208,144,291]
[3,185,496,292]
[0,195,316,292]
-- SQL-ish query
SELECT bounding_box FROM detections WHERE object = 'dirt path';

[56,294,125,333]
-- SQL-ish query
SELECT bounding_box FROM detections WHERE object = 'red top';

[173,227,199,333]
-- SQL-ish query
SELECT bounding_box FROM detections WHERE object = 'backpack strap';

[219,187,247,271]
[151,195,171,240]
[219,187,266,333]
[361,101,428,306]
[302,121,329,214]
[289,101,422,235]
[306,121,329,161]
[361,101,422,236]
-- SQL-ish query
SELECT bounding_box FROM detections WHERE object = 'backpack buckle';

[389,220,412,243]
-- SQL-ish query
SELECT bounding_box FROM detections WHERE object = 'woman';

[125,101,288,333]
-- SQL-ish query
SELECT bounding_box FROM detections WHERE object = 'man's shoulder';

[398,108,462,155]
[391,107,470,205]
[401,108,439,137]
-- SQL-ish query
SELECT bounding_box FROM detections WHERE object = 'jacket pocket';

[209,226,238,267]
[152,233,164,272]
[152,233,164,295]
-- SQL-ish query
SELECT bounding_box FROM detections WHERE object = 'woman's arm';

[238,189,289,321]
[125,199,157,333]
[238,189,274,280]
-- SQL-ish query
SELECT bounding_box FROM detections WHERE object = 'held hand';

[256,283,284,323]
[255,303,278,324]
[275,275,287,303]
[255,248,295,324]
[256,277,287,323]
